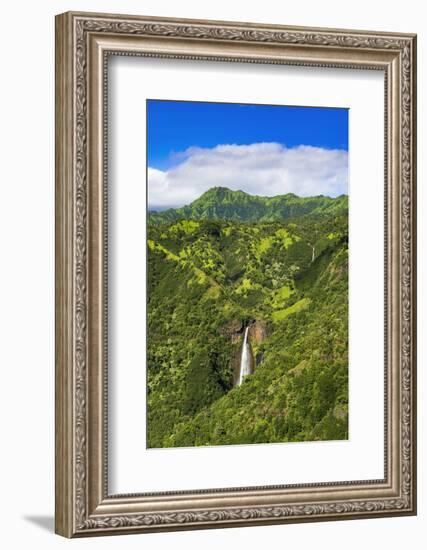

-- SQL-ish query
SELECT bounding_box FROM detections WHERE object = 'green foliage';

[147,189,349,448]
[149,186,348,225]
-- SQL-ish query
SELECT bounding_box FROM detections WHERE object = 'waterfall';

[238,327,251,385]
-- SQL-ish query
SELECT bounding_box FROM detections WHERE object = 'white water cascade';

[238,327,251,385]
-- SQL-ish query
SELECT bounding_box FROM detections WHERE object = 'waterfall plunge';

[238,327,251,385]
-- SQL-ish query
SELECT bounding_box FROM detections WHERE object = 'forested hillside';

[147,188,348,448]
[149,186,348,225]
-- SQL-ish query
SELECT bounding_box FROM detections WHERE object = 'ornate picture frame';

[55,11,417,537]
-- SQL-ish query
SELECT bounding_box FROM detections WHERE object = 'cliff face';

[221,319,268,344]
[249,320,268,344]
[220,319,243,343]
[221,319,267,384]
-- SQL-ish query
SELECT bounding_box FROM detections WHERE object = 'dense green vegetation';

[149,186,348,225]
[147,187,348,447]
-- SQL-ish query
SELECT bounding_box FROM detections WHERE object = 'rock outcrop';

[220,318,244,343]
[248,320,268,344]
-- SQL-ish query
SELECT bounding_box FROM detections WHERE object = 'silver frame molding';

[55,11,417,538]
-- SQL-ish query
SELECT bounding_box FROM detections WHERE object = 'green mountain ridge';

[149,186,348,225]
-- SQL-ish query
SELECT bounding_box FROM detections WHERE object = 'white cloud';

[148,143,348,210]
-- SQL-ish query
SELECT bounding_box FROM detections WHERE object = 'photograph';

[146,99,349,448]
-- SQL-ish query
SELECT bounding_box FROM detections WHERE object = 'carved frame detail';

[55,11,416,537]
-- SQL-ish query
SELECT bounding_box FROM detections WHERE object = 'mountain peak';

[149,187,348,225]
[196,186,247,200]
[204,186,233,194]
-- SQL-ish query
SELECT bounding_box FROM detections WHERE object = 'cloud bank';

[148,143,348,210]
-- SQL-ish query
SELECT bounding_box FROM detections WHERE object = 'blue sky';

[148,100,348,170]
[147,100,349,210]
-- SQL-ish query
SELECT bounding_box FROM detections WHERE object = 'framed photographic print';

[55,11,417,537]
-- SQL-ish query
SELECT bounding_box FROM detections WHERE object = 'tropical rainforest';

[147,187,348,448]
